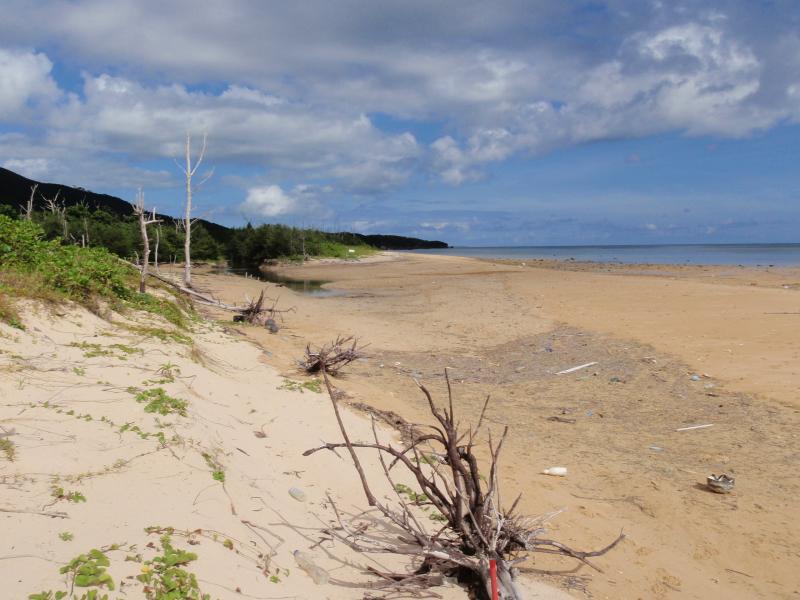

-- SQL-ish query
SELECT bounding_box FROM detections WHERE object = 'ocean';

[410,244,800,266]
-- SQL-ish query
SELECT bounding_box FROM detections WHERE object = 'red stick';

[490,559,499,600]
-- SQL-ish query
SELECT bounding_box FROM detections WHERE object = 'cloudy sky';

[1,0,799,245]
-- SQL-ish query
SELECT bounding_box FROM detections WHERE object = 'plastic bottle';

[293,550,329,584]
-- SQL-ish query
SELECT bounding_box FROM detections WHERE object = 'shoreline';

[190,252,800,599]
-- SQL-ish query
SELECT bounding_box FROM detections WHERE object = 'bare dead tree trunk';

[177,132,211,289]
[154,226,160,272]
[132,188,162,294]
[22,184,37,220]
[43,190,69,240]
[82,217,90,247]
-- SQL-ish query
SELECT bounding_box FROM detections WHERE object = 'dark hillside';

[0,167,231,245]
[0,167,447,251]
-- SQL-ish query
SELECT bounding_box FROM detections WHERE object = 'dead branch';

[304,364,624,599]
[0,507,69,519]
[300,336,364,376]
[233,290,293,332]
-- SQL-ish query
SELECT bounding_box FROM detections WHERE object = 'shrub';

[0,216,191,328]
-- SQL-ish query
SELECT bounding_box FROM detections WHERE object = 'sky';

[1,0,799,245]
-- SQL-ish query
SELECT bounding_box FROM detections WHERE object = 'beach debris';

[690,374,701,381]
[556,361,598,375]
[706,473,735,494]
[305,367,624,598]
[293,550,330,584]
[300,335,364,376]
[676,423,714,432]
[547,416,577,424]
[648,445,665,452]
[238,289,293,330]
[542,467,568,476]
[288,486,307,502]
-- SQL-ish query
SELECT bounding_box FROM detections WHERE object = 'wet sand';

[190,253,800,600]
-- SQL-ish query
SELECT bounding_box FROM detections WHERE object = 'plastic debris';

[288,486,307,502]
[293,550,329,584]
[542,467,568,476]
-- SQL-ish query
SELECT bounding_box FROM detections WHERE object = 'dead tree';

[176,132,212,288]
[21,184,37,220]
[154,225,161,272]
[43,190,68,240]
[131,189,162,293]
[304,358,624,599]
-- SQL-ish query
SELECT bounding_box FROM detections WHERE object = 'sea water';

[410,244,800,266]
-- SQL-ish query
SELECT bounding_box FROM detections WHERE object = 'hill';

[0,167,448,250]
[0,166,231,245]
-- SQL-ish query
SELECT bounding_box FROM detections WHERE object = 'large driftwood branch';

[303,347,624,600]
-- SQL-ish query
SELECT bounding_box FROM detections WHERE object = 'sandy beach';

[1,278,570,599]
[186,252,800,600]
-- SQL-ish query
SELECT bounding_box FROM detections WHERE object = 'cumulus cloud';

[239,185,296,218]
[0,49,59,118]
[0,1,799,199]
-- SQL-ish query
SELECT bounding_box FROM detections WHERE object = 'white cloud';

[0,49,59,118]
[239,185,296,218]
[35,73,420,193]
[0,3,799,192]
[2,157,51,180]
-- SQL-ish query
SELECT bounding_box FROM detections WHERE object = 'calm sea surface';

[410,244,800,266]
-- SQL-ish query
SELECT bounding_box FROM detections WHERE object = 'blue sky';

[1,0,799,245]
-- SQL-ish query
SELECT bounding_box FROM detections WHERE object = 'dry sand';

[0,295,569,598]
[185,252,800,600]
[0,305,512,600]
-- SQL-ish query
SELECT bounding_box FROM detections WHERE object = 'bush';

[1,216,134,301]
[0,216,190,327]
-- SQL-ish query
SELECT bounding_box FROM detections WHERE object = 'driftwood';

[304,348,623,599]
[123,259,294,325]
[300,336,363,376]
[236,289,290,332]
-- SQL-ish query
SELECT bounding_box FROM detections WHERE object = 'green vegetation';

[61,548,114,590]
[201,452,225,482]
[26,202,222,263]
[58,531,74,542]
[0,291,24,329]
[0,216,192,328]
[70,341,143,360]
[29,548,114,600]
[123,325,191,345]
[137,535,210,600]
[133,388,188,417]
[226,223,375,269]
[51,486,87,503]
[394,483,429,505]
[279,378,322,393]
[0,437,15,461]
